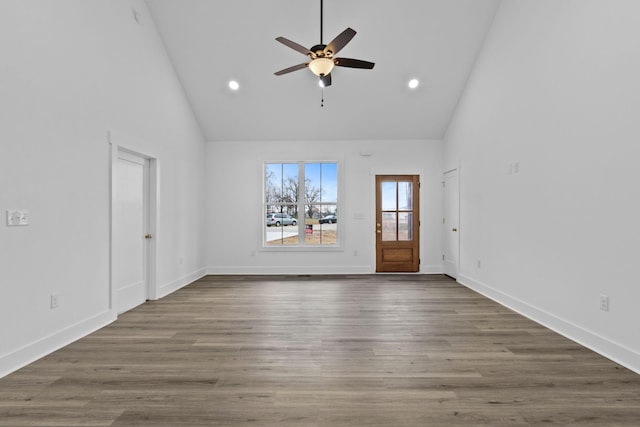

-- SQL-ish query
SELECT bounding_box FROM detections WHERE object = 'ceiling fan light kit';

[308,57,335,77]
[274,0,374,89]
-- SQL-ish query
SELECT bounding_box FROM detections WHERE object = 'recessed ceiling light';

[228,80,240,91]
[408,78,419,89]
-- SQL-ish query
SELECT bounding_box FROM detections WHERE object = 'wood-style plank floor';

[1,275,639,426]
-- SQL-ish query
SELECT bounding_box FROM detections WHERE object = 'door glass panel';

[381,212,397,241]
[381,182,396,211]
[398,182,413,210]
[398,212,413,241]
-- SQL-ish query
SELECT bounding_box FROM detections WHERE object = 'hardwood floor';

[1,274,639,426]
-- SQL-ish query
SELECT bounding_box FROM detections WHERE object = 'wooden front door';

[376,175,420,272]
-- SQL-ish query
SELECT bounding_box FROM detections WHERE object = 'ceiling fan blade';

[325,27,356,56]
[319,73,332,87]
[334,57,375,69]
[274,63,309,76]
[276,37,312,56]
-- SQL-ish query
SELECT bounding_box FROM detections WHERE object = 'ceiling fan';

[274,0,375,88]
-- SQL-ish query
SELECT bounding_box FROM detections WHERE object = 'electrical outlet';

[507,162,521,175]
[50,294,60,309]
[599,294,609,312]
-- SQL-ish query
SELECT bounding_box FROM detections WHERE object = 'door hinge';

[442,254,445,261]
[419,258,421,265]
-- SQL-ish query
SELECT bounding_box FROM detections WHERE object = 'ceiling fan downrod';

[320,0,324,44]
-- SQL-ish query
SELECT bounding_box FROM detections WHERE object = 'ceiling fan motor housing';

[310,44,330,58]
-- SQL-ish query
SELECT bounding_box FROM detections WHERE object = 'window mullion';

[298,162,304,245]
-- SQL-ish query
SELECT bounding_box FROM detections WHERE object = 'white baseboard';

[0,309,116,379]
[207,266,374,275]
[1,269,208,379]
[457,274,640,375]
[207,265,443,275]
[156,268,207,299]
[421,264,442,274]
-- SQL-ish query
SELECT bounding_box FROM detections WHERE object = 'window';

[264,162,339,247]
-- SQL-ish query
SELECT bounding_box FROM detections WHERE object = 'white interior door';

[443,169,459,278]
[115,150,149,314]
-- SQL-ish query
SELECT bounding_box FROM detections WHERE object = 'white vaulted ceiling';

[145,0,500,142]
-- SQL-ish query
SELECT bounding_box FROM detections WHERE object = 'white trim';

[207,266,373,275]
[157,269,207,299]
[205,268,441,276]
[0,310,115,379]
[0,265,206,378]
[457,274,640,375]
[258,245,344,253]
[421,264,443,274]
[147,158,159,300]
[118,150,146,165]
[108,133,114,311]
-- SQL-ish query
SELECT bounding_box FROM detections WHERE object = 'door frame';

[109,132,158,314]
[370,170,423,273]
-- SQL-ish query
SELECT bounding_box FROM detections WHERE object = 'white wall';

[205,140,443,274]
[444,0,640,372]
[0,0,206,376]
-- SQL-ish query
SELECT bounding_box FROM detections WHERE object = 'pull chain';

[321,87,324,107]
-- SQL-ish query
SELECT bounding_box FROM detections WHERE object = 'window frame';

[262,159,342,251]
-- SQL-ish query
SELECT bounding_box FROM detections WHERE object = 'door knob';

[452,228,457,232]
[145,234,152,239]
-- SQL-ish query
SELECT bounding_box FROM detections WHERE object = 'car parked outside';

[319,214,337,224]
[266,213,297,227]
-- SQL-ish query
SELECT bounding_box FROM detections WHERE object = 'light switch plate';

[7,210,29,226]
[6,210,16,226]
